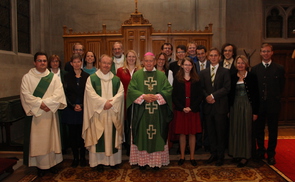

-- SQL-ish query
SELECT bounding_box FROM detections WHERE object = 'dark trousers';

[254,108,279,158]
[68,124,86,159]
[196,106,210,148]
[205,112,227,159]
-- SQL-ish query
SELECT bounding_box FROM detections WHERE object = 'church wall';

[226,0,263,66]
[0,0,265,98]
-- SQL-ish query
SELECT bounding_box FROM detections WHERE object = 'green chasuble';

[127,69,173,153]
[90,73,121,153]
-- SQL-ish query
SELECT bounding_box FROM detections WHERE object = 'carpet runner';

[18,159,290,182]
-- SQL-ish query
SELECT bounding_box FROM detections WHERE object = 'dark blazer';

[169,61,181,78]
[219,60,237,75]
[229,72,259,115]
[251,62,285,113]
[63,70,89,109]
[195,60,210,74]
[200,65,231,115]
[172,78,203,113]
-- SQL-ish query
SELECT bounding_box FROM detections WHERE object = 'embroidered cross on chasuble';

[143,72,159,140]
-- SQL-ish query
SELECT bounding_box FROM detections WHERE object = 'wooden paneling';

[272,49,295,125]
[63,11,213,63]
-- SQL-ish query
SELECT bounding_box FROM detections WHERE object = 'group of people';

[20,41,285,177]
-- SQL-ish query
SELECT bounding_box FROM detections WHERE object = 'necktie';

[224,61,229,68]
[265,63,269,68]
[211,67,215,86]
[201,63,205,71]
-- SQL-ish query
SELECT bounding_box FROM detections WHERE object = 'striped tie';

[211,67,215,86]
[201,63,205,70]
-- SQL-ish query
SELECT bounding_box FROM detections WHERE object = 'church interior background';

[0,0,295,146]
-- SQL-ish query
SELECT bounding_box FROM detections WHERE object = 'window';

[0,0,12,51]
[265,5,295,39]
[0,0,30,53]
[17,0,30,53]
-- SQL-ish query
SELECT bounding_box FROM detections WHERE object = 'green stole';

[89,73,121,153]
[130,70,172,153]
[23,72,54,166]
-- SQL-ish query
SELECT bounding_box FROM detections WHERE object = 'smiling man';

[111,42,125,74]
[20,52,67,177]
[251,43,285,165]
[199,47,231,167]
[83,54,124,172]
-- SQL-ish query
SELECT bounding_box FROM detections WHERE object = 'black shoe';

[178,159,185,166]
[153,167,160,171]
[37,168,46,177]
[139,165,147,170]
[206,155,218,164]
[49,166,58,174]
[96,164,104,172]
[237,159,248,168]
[267,157,276,165]
[190,159,197,166]
[71,159,79,168]
[80,158,87,167]
[215,159,224,166]
[110,165,119,169]
[231,158,241,163]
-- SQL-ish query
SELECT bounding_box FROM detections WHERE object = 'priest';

[127,52,173,170]
[82,54,124,172]
[20,52,67,177]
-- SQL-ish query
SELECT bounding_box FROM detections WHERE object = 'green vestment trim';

[89,73,121,153]
[33,72,54,98]
[23,72,54,166]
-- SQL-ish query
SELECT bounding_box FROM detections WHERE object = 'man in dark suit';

[161,43,174,64]
[196,45,211,73]
[251,43,285,165]
[195,45,211,152]
[219,43,237,75]
[200,47,231,166]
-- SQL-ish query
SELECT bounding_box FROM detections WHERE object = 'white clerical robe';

[20,68,66,169]
[82,69,124,167]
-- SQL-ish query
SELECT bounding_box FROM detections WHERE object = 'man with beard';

[111,42,125,74]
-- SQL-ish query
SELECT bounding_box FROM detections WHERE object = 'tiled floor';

[1,126,294,182]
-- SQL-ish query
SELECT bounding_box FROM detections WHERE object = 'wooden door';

[273,49,295,125]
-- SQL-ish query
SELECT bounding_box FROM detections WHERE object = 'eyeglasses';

[163,47,171,50]
[157,58,166,61]
[36,60,47,63]
[177,51,186,54]
[74,49,83,51]
[183,64,192,67]
[261,50,271,53]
